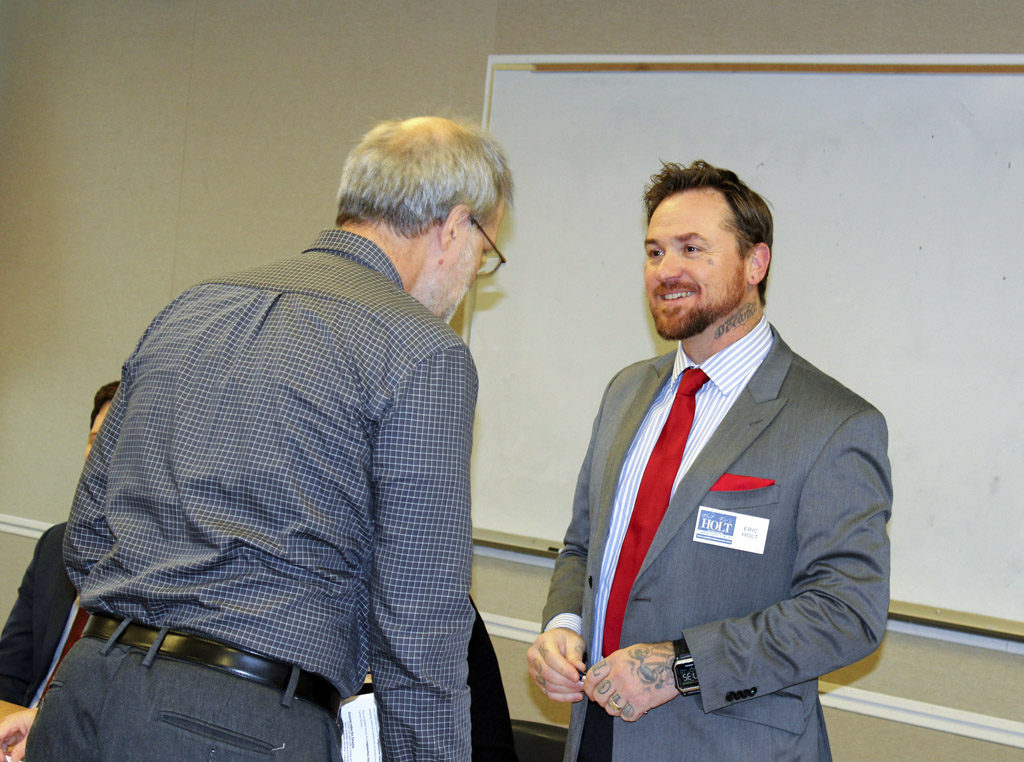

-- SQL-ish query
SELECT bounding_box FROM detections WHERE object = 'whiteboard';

[467,55,1024,625]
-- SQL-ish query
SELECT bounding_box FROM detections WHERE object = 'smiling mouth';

[661,290,695,301]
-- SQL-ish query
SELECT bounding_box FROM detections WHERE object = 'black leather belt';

[82,613,341,717]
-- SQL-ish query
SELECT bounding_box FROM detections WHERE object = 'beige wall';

[3,1,1023,758]
[5,0,1024,527]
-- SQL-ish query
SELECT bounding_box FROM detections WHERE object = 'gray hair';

[336,117,513,237]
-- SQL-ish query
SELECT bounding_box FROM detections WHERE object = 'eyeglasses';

[470,217,506,276]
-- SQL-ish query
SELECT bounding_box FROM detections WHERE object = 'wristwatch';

[672,636,700,695]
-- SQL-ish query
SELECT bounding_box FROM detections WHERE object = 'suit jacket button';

[748,687,757,697]
[726,691,736,702]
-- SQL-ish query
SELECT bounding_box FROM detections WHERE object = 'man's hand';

[0,707,37,762]
[583,641,678,721]
[527,628,587,702]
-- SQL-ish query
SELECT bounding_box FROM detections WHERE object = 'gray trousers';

[28,636,342,761]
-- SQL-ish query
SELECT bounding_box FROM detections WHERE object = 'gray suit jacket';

[544,329,892,761]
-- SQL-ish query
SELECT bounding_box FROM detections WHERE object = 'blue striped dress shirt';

[548,316,774,658]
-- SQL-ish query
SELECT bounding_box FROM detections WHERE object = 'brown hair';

[644,160,773,305]
[91,381,120,427]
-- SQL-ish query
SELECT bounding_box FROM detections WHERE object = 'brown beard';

[651,264,747,342]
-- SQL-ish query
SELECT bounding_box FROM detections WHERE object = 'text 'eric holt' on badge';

[692,506,769,554]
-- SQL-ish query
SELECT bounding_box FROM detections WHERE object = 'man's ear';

[437,204,472,254]
[746,243,771,287]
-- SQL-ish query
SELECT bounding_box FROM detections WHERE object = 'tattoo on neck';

[714,302,756,340]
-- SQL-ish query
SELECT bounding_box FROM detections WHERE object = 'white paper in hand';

[340,693,382,762]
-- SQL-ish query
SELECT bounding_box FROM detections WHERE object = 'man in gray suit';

[528,161,891,761]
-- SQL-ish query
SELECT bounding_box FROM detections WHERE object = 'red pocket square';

[711,473,775,491]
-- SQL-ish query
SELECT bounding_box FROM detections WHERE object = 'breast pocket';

[701,483,779,512]
[690,484,786,564]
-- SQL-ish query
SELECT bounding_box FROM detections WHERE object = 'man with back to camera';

[27,116,513,761]
[527,161,891,760]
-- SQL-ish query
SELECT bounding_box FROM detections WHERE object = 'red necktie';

[42,606,90,695]
[602,367,709,656]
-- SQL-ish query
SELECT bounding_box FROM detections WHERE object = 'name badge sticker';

[693,506,769,554]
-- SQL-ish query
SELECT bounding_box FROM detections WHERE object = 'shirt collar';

[303,230,404,289]
[672,315,773,394]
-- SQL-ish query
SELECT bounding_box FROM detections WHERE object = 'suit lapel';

[590,356,672,572]
[638,334,794,578]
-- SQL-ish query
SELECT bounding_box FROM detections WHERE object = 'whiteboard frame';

[470,53,1024,637]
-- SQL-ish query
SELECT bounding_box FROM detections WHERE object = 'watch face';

[674,661,698,685]
[674,658,699,694]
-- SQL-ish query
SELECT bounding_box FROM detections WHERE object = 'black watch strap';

[672,635,700,696]
[673,635,689,659]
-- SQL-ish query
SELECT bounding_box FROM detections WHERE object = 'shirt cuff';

[544,613,582,635]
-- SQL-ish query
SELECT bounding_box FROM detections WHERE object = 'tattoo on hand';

[531,657,547,687]
[597,679,612,695]
[626,643,674,692]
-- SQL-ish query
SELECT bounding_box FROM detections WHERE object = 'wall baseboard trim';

[0,513,53,538]
[481,610,1024,750]
[819,682,1024,750]
[477,612,544,643]
[473,543,555,569]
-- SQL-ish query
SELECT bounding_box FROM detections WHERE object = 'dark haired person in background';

[0,381,118,760]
